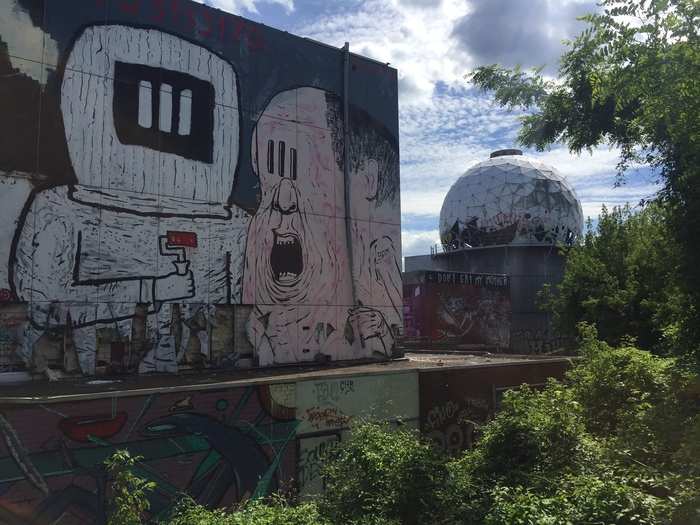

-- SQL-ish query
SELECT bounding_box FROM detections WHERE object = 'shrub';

[484,473,661,525]
[568,323,674,440]
[166,496,329,525]
[468,382,589,488]
[105,450,156,525]
[320,421,448,525]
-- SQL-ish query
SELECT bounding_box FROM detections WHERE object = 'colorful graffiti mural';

[0,0,401,379]
[0,384,297,523]
[403,271,511,348]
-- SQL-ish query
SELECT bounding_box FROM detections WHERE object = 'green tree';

[166,496,331,525]
[441,329,698,524]
[470,0,700,364]
[105,450,155,525]
[320,421,448,525]
[539,203,684,352]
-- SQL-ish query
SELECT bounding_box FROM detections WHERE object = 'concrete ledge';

[0,353,575,405]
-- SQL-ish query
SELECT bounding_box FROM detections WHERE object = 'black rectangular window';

[267,140,275,174]
[278,141,286,177]
[290,148,297,180]
[113,61,215,163]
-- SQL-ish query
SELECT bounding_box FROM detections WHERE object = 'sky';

[198,0,660,257]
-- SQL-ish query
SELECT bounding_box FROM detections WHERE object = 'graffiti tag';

[304,407,351,430]
[312,380,355,404]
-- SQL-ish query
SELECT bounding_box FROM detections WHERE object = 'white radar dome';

[439,150,583,250]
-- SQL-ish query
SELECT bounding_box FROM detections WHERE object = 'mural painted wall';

[0,0,402,379]
[403,271,511,348]
[0,372,421,521]
[0,384,298,524]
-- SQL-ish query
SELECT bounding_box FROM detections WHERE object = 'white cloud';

[197,0,659,254]
[402,229,440,257]
[296,0,470,105]
[452,0,598,74]
[194,0,294,15]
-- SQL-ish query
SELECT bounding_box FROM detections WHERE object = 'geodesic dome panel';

[439,154,583,250]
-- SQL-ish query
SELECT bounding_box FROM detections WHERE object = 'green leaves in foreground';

[320,421,448,525]
[105,330,698,525]
[105,450,156,525]
[166,496,329,525]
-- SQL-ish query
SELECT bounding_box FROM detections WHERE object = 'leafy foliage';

[320,421,448,525]
[165,496,330,525]
[539,204,684,353]
[441,335,698,524]
[465,382,588,488]
[105,341,698,525]
[105,450,156,525]
[471,0,700,366]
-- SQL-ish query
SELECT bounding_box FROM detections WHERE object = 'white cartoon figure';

[10,26,249,377]
[243,87,402,366]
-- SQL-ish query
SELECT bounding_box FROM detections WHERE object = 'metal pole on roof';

[342,41,365,349]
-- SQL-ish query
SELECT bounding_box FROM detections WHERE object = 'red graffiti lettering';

[304,407,351,430]
[199,9,214,39]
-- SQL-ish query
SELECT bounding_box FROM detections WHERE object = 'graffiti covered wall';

[0,0,402,378]
[0,384,298,523]
[403,271,510,348]
[0,371,420,521]
[296,372,419,496]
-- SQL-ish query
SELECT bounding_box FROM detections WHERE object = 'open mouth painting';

[271,232,303,284]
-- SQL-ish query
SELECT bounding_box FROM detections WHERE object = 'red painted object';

[58,412,128,443]
[167,231,198,248]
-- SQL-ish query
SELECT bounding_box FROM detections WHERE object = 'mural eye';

[113,61,215,163]
[278,141,286,177]
[290,148,298,180]
[267,140,275,174]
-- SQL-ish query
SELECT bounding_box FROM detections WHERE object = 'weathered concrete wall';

[0,0,402,379]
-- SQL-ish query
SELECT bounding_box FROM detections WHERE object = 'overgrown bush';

[467,382,588,487]
[484,473,662,525]
[105,450,156,525]
[103,329,698,525]
[166,496,329,525]
[539,204,686,356]
[320,421,448,525]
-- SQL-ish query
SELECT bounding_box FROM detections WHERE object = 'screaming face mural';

[0,0,401,377]
[244,88,402,365]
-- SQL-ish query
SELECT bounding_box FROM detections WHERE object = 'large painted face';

[244,88,346,306]
[61,25,239,202]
